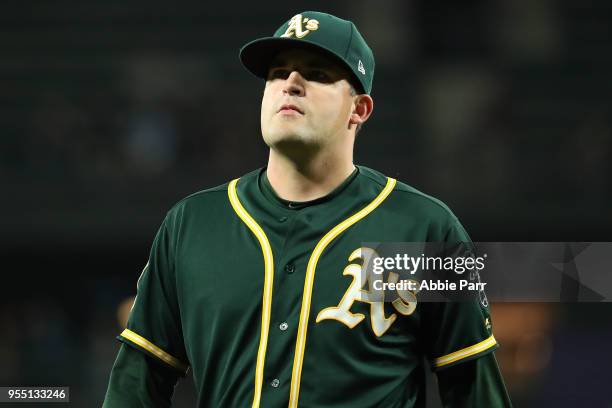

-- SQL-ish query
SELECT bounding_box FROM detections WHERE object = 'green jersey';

[104,165,510,407]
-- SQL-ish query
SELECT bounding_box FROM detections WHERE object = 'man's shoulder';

[166,168,261,219]
[358,165,459,223]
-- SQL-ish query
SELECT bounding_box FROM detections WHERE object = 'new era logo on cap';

[358,60,365,75]
[239,11,375,94]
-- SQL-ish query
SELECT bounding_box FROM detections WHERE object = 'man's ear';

[349,94,374,127]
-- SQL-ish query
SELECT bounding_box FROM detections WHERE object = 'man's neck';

[266,148,355,203]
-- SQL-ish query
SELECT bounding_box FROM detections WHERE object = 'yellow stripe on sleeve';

[434,334,497,368]
[120,328,189,374]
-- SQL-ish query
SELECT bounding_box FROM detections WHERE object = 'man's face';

[260,48,357,150]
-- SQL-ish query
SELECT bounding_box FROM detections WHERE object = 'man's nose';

[282,71,305,96]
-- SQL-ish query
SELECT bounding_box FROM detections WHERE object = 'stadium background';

[1,1,610,406]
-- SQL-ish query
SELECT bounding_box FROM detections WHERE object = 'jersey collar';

[259,166,359,211]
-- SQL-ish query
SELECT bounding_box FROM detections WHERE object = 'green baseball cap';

[239,11,375,94]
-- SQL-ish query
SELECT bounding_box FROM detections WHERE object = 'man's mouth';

[278,104,304,114]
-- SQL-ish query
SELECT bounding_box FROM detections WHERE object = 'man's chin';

[264,133,321,155]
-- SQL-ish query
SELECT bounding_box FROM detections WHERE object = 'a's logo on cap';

[281,14,319,39]
[358,60,366,75]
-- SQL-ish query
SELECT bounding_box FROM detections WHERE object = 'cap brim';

[239,37,365,93]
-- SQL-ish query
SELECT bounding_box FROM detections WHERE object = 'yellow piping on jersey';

[228,179,275,408]
[119,328,188,374]
[434,334,497,368]
[289,177,397,408]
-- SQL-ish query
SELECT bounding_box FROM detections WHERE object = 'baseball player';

[103,11,512,407]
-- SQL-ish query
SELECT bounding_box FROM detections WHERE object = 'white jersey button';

[271,378,280,388]
[279,322,288,331]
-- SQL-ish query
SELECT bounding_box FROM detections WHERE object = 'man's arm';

[102,344,180,408]
[437,353,512,408]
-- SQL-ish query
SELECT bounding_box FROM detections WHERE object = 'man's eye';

[268,69,289,80]
[306,70,331,82]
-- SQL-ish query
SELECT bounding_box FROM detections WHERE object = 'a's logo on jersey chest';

[316,247,419,337]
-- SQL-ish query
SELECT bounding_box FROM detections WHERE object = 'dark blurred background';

[1,0,611,406]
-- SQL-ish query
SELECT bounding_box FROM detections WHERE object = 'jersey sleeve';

[117,213,190,375]
[103,343,179,407]
[437,352,513,407]
[421,219,498,370]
